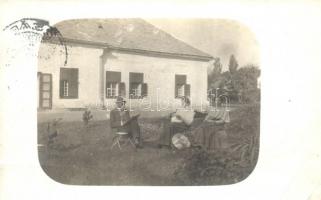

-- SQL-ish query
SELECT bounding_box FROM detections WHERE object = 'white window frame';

[131,83,142,97]
[63,80,69,97]
[106,82,119,98]
[177,84,185,97]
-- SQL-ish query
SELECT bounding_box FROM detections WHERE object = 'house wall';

[38,42,210,111]
[103,51,210,112]
[38,42,103,108]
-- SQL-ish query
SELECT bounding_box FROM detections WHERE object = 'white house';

[37,19,214,111]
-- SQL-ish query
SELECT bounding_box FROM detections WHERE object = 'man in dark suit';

[109,96,143,148]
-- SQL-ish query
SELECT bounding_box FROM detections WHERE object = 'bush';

[82,110,93,126]
[173,149,252,185]
[242,88,260,104]
[208,63,260,104]
[173,104,260,185]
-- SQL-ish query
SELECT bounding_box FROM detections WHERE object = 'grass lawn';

[38,104,260,185]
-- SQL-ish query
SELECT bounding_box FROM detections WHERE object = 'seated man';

[109,96,143,148]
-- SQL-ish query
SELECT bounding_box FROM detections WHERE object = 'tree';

[213,57,222,75]
[233,65,260,103]
[207,57,225,106]
[228,54,238,74]
[207,53,260,104]
[208,57,223,88]
[234,65,260,90]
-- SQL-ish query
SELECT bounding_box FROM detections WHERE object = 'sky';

[146,19,260,72]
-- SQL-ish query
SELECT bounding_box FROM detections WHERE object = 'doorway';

[38,72,52,109]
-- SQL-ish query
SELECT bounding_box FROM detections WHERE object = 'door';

[37,73,40,108]
[38,73,52,109]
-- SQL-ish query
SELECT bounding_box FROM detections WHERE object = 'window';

[177,84,185,97]
[106,82,118,97]
[106,71,125,98]
[60,68,79,99]
[129,72,148,99]
[175,74,190,98]
[131,82,142,97]
[38,73,52,109]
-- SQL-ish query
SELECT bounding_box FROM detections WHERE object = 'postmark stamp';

[2,18,68,67]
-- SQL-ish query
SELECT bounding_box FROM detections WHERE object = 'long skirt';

[194,122,227,151]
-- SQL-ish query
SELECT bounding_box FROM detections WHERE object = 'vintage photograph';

[37,18,260,185]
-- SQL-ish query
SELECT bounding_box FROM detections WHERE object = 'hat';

[115,96,126,103]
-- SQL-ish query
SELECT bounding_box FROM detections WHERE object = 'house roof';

[54,19,213,61]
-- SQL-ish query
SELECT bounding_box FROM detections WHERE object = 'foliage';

[233,65,260,90]
[173,104,260,185]
[213,57,223,75]
[233,65,261,103]
[208,57,224,89]
[208,57,228,105]
[38,104,260,185]
[173,148,257,185]
[47,118,62,145]
[82,109,93,125]
[208,55,260,104]
[228,54,238,75]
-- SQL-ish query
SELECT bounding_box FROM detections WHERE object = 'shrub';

[82,109,93,125]
[173,104,260,185]
[173,149,251,185]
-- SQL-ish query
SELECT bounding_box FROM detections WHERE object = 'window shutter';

[129,72,144,99]
[68,69,79,98]
[142,83,148,97]
[60,68,79,98]
[129,82,133,98]
[106,71,121,82]
[129,72,144,83]
[175,84,178,98]
[118,82,126,97]
[59,80,64,98]
[175,75,186,85]
[175,74,186,98]
[184,84,191,98]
